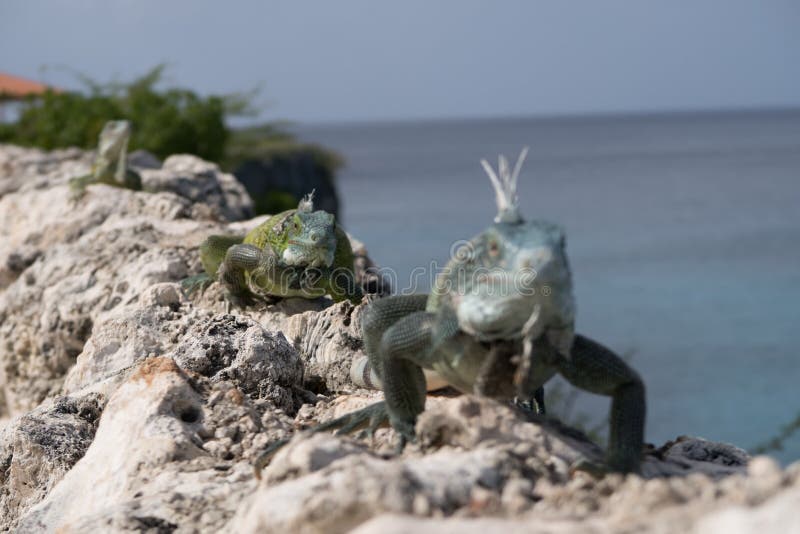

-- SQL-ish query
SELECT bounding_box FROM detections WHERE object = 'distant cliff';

[225,125,343,217]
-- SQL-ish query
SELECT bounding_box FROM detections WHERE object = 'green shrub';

[0,65,238,162]
[0,65,345,216]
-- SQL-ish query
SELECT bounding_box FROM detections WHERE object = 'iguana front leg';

[376,310,441,448]
[362,294,428,378]
[361,294,442,448]
[215,244,263,309]
[324,266,364,304]
[255,296,433,473]
[554,334,646,474]
[218,242,310,309]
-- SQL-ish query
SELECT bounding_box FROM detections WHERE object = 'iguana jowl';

[258,149,646,475]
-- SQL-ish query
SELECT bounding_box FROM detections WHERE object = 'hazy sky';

[2,1,799,123]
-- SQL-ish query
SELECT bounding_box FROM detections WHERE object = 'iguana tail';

[253,401,389,478]
[350,355,452,392]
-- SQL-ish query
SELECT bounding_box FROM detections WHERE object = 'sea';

[293,110,800,464]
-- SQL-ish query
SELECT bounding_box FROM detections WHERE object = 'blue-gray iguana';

[256,149,645,475]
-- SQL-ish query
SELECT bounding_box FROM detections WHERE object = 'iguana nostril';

[310,232,320,242]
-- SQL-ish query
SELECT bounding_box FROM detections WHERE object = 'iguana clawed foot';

[569,456,609,479]
[325,401,415,454]
[224,292,260,313]
[68,177,91,202]
[182,273,274,311]
[387,415,417,453]
[330,401,390,438]
[180,273,214,297]
[252,401,416,477]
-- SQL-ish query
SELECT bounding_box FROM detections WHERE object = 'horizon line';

[238,104,800,130]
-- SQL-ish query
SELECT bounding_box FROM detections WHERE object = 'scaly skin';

[185,193,363,307]
[255,150,645,476]
[69,120,142,198]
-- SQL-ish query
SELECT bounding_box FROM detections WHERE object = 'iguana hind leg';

[199,234,245,277]
[555,334,645,474]
[181,235,244,297]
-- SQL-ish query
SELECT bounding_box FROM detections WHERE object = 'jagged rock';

[63,283,309,415]
[0,145,251,291]
[230,397,799,534]
[140,154,253,222]
[15,358,264,532]
[172,314,307,412]
[0,146,375,417]
[231,396,757,534]
[0,144,91,198]
[1,143,797,533]
[0,214,202,415]
[0,392,104,531]
[127,149,162,170]
[695,485,800,534]
[281,300,365,393]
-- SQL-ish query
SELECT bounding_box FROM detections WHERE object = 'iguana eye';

[487,240,500,256]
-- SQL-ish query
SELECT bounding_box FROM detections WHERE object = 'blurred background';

[1,1,798,462]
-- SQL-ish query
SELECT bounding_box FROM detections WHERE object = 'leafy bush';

[0,65,344,216]
[0,66,242,162]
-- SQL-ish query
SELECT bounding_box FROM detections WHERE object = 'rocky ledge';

[0,144,797,533]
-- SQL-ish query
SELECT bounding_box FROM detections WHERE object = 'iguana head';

[97,120,131,160]
[282,192,337,268]
[434,148,575,350]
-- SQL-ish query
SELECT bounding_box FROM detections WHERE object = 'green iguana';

[256,149,645,476]
[183,192,363,308]
[69,120,142,197]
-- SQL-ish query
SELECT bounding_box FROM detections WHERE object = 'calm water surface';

[293,111,800,463]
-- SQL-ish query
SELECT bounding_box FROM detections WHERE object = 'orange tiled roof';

[0,72,57,98]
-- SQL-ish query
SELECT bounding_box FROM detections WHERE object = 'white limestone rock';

[0,393,104,531]
[1,143,798,534]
